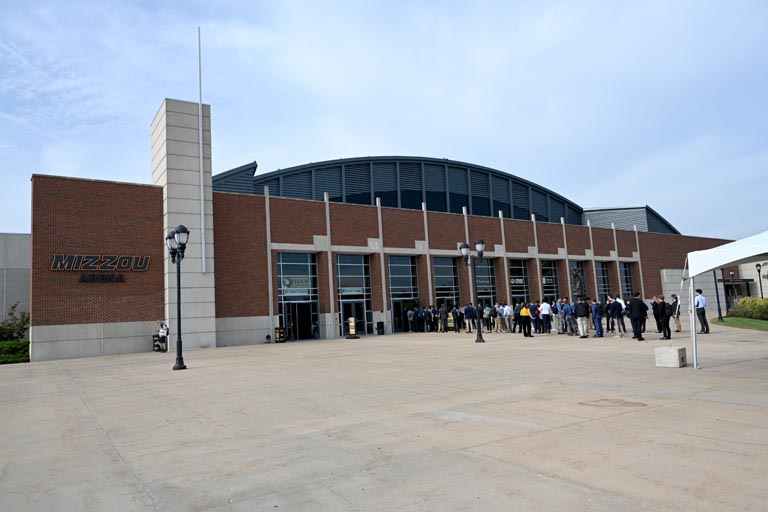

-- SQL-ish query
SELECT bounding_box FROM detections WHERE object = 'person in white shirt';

[539,300,552,334]
[695,289,709,334]
[504,303,513,333]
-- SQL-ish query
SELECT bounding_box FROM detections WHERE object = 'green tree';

[0,303,30,341]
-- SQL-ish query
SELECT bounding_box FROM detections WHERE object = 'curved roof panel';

[214,156,584,225]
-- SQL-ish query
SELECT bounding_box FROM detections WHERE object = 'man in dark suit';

[628,292,649,341]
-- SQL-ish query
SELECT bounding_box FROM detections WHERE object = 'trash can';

[376,321,385,335]
[152,334,160,352]
[274,327,286,343]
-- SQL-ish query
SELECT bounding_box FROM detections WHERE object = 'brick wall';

[565,225,591,256]
[330,203,378,246]
[212,192,269,318]
[382,208,424,247]
[592,227,615,257]
[427,211,466,251]
[468,215,502,249]
[638,231,727,295]
[504,219,535,252]
[31,176,164,326]
[270,197,326,245]
[34,180,730,328]
[536,223,563,255]
[616,230,637,258]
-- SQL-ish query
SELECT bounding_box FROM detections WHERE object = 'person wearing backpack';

[609,295,626,338]
[574,296,590,338]
[512,301,523,333]
[530,301,540,333]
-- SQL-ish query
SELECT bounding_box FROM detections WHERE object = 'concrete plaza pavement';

[1,322,767,511]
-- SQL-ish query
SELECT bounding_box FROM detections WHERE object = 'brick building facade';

[28,99,729,361]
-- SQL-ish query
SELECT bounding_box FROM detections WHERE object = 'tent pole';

[690,275,698,369]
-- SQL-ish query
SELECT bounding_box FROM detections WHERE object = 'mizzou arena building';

[28,99,729,361]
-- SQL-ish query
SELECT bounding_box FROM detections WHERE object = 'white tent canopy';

[686,228,768,369]
[688,229,768,277]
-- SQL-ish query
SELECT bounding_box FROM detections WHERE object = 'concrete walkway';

[1,322,766,511]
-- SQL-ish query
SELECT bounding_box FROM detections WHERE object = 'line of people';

[406,292,685,342]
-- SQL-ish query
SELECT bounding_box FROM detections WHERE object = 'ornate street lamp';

[166,225,189,371]
[459,238,486,343]
[757,263,764,299]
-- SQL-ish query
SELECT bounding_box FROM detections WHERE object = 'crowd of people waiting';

[406,293,683,342]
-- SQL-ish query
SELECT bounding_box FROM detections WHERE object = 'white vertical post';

[634,225,646,299]
[587,219,598,299]
[198,27,206,273]
[376,197,387,330]
[561,217,571,299]
[690,276,698,369]
[499,210,510,305]
[422,202,434,306]
[265,186,274,339]
[325,192,336,337]
[463,207,473,301]
[612,222,622,297]
[531,214,543,301]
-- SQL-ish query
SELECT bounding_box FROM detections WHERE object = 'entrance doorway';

[391,299,418,332]
[283,302,315,341]
[340,300,366,336]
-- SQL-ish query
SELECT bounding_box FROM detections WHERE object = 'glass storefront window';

[620,262,634,299]
[277,253,319,341]
[596,262,611,302]
[433,256,460,309]
[473,258,496,306]
[541,260,559,302]
[337,254,373,335]
[508,259,529,304]
[389,256,420,332]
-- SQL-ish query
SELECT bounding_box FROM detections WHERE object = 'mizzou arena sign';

[50,254,151,283]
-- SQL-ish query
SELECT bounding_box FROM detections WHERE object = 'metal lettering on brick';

[51,254,151,283]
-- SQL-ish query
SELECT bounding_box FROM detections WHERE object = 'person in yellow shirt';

[520,302,533,338]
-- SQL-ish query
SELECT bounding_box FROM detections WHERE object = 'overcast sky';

[1,1,766,239]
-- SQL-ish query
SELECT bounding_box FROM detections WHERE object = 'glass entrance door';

[284,302,316,341]
[341,300,366,336]
[391,299,418,332]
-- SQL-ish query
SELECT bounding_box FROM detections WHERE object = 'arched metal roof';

[214,156,584,225]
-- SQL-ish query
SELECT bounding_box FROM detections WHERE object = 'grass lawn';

[718,317,768,331]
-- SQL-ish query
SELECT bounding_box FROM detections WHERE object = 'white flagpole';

[198,27,207,273]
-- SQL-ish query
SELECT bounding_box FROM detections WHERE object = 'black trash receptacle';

[152,334,160,351]
[376,321,385,335]
[274,327,286,343]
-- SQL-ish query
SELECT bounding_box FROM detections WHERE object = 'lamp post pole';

[166,225,189,371]
[460,238,486,343]
[757,263,764,299]
[729,270,736,313]
[713,269,724,322]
